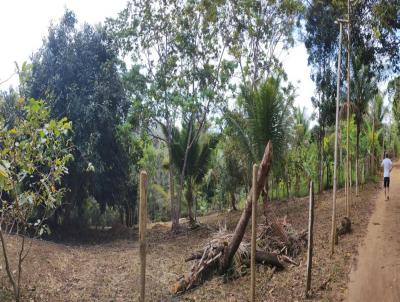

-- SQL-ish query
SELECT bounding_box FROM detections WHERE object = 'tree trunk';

[318,130,322,194]
[230,192,237,211]
[220,141,273,272]
[176,116,195,231]
[356,124,360,196]
[372,113,375,175]
[186,182,195,224]
[319,128,325,193]
[295,173,300,197]
[326,161,330,189]
[168,144,178,232]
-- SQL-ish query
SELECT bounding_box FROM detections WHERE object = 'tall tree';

[305,0,340,192]
[389,76,400,131]
[226,76,294,197]
[219,0,303,87]
[351,53,378,195]
[27,11,131,224]
[108,0,234,231]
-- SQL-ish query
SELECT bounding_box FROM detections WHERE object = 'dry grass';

[0,183,379,301]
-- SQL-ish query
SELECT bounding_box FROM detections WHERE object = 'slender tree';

[352,55,378,195]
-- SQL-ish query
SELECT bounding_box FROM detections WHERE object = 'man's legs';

[384,177,390,200]
[387,181,390,200]
[384,178,387,199]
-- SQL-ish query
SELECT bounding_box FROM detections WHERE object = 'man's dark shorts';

[384,177,390,188]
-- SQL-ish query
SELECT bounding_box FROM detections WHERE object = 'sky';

[0,0,316,117]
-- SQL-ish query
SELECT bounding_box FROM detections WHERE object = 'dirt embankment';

[0,182,379,301]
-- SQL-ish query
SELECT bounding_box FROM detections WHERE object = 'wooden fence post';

[139,171,148,302]
[306,181,315,298]
[251,164,258,302]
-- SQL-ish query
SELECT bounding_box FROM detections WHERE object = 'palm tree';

[352,57,378,195]
[369,92,388,173]
[168,125,218,224]
[226,76,293,179]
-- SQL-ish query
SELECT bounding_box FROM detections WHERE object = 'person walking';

[381,153,393,200]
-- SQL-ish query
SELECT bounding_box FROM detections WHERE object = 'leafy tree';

[0,88,23,129]
[219,0,303,86]
[114,122,144,226]
[168,126,218,223]
[351,54,378,194]
[27,11,131,224]
[220,138,248,210]
[226,76,294,192]
[109,0,183,230]
[109,0,234,231]
[291,107,311,195]
[389,76,400,131]
[368,92,387,173]
[0,99,72,301]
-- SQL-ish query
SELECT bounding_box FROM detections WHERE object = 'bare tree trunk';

[295,173,300,197]
[372,109,376,175]
[139,171,148,302]
[0,230,18,300]
[317,129,322,193]
[346,10,351,217]
[186,182,195,224]
[331,22,343,256]
[220,142,273,272]
[319,128,325,193]
[305,181,315,297]
[168,144,178,231]
[230,192,238,211]
[356,124,360,196]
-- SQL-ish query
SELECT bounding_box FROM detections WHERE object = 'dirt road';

[346,162,400,301]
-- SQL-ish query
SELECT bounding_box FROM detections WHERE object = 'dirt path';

[346,162,400,302]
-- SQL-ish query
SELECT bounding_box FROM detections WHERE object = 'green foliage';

[219,0,303,85]
[0,99,72,216]
[389,77,400,132]
[167,125,218,221]
[0,98,72,301]
[226,76,294,177]
[27,10,134,222]
[139,143,170,221]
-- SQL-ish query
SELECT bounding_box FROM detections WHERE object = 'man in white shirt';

[381,153,393,200]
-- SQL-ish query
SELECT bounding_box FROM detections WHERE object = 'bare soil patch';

[346,162,400,302]
[0,183,379,301]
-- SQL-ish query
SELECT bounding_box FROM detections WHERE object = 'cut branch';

[220,141,273,272]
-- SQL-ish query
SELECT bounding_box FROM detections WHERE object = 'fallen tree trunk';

[219,141,273,272]
[185,250,285,270]
[171,142,279,295]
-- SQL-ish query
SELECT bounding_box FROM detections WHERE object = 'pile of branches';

[257,215,308,260]
[172,218,307,295]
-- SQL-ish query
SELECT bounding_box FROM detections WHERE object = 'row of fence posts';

[138,168,315,301]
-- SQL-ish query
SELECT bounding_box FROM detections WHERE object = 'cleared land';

[1,183,379,301]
